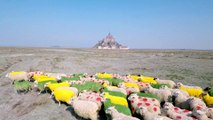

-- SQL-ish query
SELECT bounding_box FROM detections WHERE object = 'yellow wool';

[203,94,213,106]
[54,88,75,104]
[33,75,56,82]
[140,76,157,84]
[97,73,113,79]
[47,82,70,92]
[123,82,139,89]
[180,86,203,97]
[104,92,128,107]
[129,75,141,81]
[10,71,26,75]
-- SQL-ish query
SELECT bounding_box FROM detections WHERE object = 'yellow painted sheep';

[96,73,113,79]
[179,86,203,97]
[103,92,128,107]
[33,75,57,82]
[122,82,140,89]
[53,87,75,105]
[140,76,157,84]
[10,71,26,75]
[200,93,213,106]
[46,81,70,92]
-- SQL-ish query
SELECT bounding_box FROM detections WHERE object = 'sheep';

[128,94,161,115]
[136,106,172,120]
[45,81,70,97]
[176,82,203,97]
[160,86,189,97]
[50,86,78,98]
[33,75,57,82]
[136,82,150,92]
[139,76,158,84]
[69,98,99,120]
[6,71,32,84]
[188,97,207,111]
[144,86,172,103]
[53,87,76,106]
[192,110,210,120]
[176,82,202,90]
[172,91,191,109]
[105,86,127,95]
[155,79,176,88]
[118,83,140,95]
[77,91,104,110]
[206,108,213,119]
[199,93,213,106]
[163,102,192,116]
[45,72,68,78]
[101,92,128,107]
[105,106,140,120]
[96,72,113,79]
[164,106,197,120]
[128,93,160,107]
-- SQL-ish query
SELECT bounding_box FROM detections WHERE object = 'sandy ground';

[0,47,212,120]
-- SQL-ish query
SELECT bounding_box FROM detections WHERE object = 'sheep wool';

[179,86,203,97]
[140,76,157,84]
[47,81,70,92]
[6,71,30,82]
[122,82,140,89]
[202,93,213,106]
[33,75,57,82]
[71,99,99,120]
[96,73,113,79]
[103,92,128,107]
[54,87,75,104]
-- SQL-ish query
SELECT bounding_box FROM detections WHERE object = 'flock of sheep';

[6,71,213,120]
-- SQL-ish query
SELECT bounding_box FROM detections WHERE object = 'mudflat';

[0,47,212,120]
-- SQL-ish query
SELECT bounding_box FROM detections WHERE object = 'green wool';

[14,80,32,91]
[102,89,126,98]
[71,81,102,92]
[104,100,132,116]
[151,83,171,89]
[136,92,159,100]
[103,78,124,86]
[37,80,57,91]
[209,88,213,96]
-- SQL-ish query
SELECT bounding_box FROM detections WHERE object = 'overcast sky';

[0,0,213,49]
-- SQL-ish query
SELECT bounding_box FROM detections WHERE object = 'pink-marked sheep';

[128,94,161,115]
[160,86,189,97]
[105,106,140,120]
[136,82,150,92]
[136,106,172,120]
[163,102,192,116]
[118,83,140,95]
[192,110,210,120]
[172,91,191,109]
[144,86,172,102]
[164,106,197,120]
[188,97,207,111]
[69,99,99,120]
[77,91,104,110]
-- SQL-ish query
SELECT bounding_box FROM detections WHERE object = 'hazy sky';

[0,0,213,49]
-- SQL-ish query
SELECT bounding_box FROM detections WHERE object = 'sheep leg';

[58,101,61,106]
[49,92,54,98]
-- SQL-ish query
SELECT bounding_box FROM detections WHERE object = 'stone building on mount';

[93,33,129,49]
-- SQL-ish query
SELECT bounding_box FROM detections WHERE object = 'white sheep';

[144,86,172,102]
[164,106,196,120]
[69,98,99,120]
[160,86,189,97]
[105,106,140,120]
[136,106,172,120]
[155,79,176,88]
[6,71,32,84]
